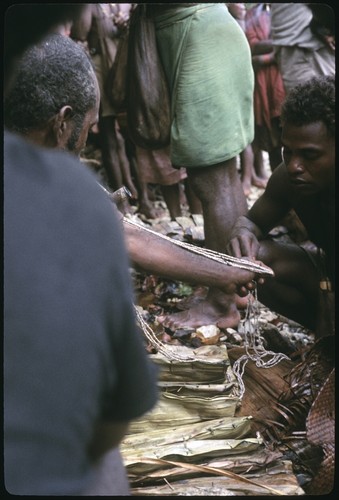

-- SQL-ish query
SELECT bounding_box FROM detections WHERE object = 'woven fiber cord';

[122,216,287,397]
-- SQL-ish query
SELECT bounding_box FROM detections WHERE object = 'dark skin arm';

[70,4,123,43]
[251,51,275,71]
[251,39,274,56]
[246,8,276,69]
[248,35,276,70]
[70,4,93,41]
[123,220,272,294]
[227,164,292,260]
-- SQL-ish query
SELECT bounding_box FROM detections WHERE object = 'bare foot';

[124,180,138,200]
[157,289,242,331]
[235,293,250,310]
[137,200,158,219]
[176,286,208,311]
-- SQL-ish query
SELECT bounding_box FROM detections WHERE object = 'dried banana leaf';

[162,391,240,419]
[158,381,236,394]
[124,416,253,449]
[130,466,304,496]
[127,397,206,433]
[122,438,263,474]
[128,448,285,486]
[124,336,306,494]
[150,344,234,383]
[128,390,239,434]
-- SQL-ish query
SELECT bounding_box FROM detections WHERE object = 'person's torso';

[3,132,134,495]
[293,193,334,281]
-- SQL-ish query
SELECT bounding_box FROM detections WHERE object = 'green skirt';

[153,3,254,168]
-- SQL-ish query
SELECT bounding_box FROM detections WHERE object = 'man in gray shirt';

[270,3,335,93]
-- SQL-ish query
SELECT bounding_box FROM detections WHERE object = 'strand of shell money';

[124,216,287,391]
[232,283,290,399]
[134,253,288,397]
[134,306,196,362]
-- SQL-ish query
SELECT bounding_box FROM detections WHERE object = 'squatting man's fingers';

[237,272,269,297]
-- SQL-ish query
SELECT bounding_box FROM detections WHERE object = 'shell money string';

[124,216,289,398]
[100,185,289,393]
[123,216,274,276]
[98,183,272,275]
[232,282,290,399]
[134,306,197,362]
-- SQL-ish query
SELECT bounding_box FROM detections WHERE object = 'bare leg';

[256,240,319,330]
[158,158,248,330]
[190,158,247,244]
[99,116,124,191]
[160,183,183,220]
[99,116,137,205]
[252,146,269,188]
[239,145,254,197]
[128,154,160,219]
[136,179,158,220]
[183,177,203,215]
[115,124,138,199]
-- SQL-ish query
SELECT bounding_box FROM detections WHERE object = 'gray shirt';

[4,131,158,495]
[270,3,324,49]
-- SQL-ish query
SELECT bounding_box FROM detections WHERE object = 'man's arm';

[227,164,292,259]
[70,4,93,42]
[123,219,272,295]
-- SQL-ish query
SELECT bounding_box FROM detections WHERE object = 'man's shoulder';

[264,162,295,204]
[5,131,98,192]
[4,131,80,173]
[4,131,116,225]
[267,162,289,187]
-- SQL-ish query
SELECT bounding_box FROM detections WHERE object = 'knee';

[257,241,275,267]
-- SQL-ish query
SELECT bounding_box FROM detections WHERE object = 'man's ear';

[53,106,74,147]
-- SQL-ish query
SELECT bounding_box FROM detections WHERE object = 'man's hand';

[227,216,263,260]
[236,273,266,298]
[227,228,261,262]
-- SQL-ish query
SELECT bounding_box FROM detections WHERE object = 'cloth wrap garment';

[151,3,254,168]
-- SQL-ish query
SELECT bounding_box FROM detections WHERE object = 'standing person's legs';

[93,51,137,197]
[99,115,124,191]
[92,53,122,191]
[239,145,255,197]
[188,158,247,249]
[160,183,182,220]
[252,145,269,187]
[99,116,138,200]
[115,123,138,199]
[183,177,203,215]
[155,4,254,329]
[158,158,249,330]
